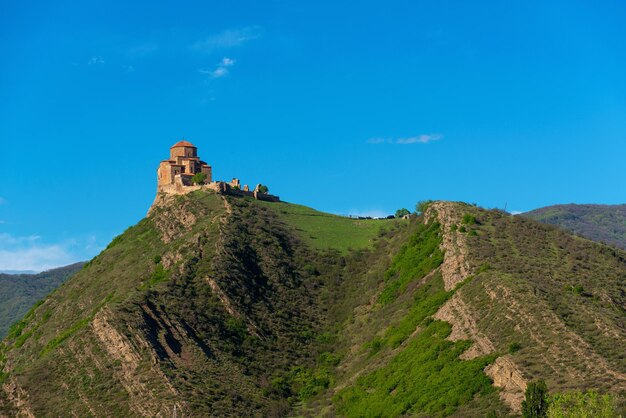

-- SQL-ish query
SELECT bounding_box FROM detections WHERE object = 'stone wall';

[156,176,279,202]
[170,146,197,159]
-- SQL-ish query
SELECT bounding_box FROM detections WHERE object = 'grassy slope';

[2,194,625,417]
[450,205,626,396]
[259,201,396,252]
[0,192,396,417]
[292,202,626,417]
[0,263,83,338]
[523,203,626,249]
[297,215,509,417]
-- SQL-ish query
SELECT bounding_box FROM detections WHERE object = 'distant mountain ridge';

[523,204,626,249]
[0,263,84,338]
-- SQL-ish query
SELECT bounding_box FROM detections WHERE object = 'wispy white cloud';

[199,57,237,79]
[0,233,102,273]
[397,134,443,144]
[191,26,263,53]
[0,233,41,245]
[88,56,105,65]
[220,57,236,66]
[0,246,74,273]
[367,133,443,145]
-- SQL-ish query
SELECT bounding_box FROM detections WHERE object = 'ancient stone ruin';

[156,140,279,202]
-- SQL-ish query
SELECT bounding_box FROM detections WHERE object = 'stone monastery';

[156,140,279,202]
[157,141,212,189]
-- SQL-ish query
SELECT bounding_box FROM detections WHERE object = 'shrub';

[191,172,207,185]
[509,342,522,353]
[258,184,269,193]
[395,208,411,218]
[462,214,477,225]
[319,352,341,366]
[140,264,169,289]
[547,391,617,418]
[415,200,434,215]
[367,337,384,355]
[477,263,491,273]
[290,366,333,400]
[522,380,549,418]
[303,264,319,276]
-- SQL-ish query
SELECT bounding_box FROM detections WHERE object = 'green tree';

[191,172,207,185]
[522,380,549,418]
[395,208,410,218]
[415,200,433,215]
[258,184,269,194]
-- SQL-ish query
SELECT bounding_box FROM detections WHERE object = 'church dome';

[170,140,196,148]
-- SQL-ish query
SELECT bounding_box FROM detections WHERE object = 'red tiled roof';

[170,140,196,148]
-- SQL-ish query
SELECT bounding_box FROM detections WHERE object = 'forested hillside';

[0,263,83,338]
[524,204,626,249]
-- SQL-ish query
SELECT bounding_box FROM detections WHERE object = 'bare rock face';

[425,202,471,291]
[91,310,180,417]
[433,292,495,360]
[485,356,527,412]
[150,195,202,244]
[2,378,35,418]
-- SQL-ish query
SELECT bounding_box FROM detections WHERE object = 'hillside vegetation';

[1,192,625,417]
[524,203,626,249]
[258,200,394,252]
[0,263,83,338]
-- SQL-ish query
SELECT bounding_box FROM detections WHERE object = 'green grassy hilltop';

[1,192,624,417]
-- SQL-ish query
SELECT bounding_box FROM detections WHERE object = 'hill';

[1,192,624,417]
[0,263,84,338]
[523,204,626,249]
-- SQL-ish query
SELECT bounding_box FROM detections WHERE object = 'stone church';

[157,141,212,188]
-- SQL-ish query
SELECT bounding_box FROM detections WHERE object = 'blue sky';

[1,0,625,271]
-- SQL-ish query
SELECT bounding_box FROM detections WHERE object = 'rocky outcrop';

[428,202,527,413]
[433,292,494,360]
[2,378,35,418]
[91,310,179,417]
[150,195,202,244]
[425,202,471,291]
[485,355,527,412]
